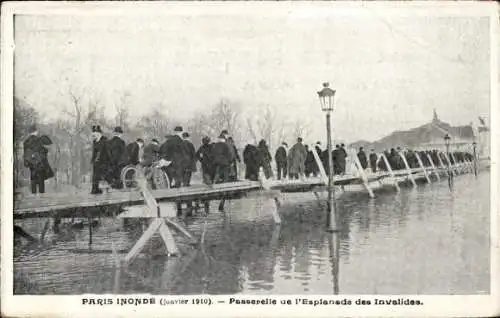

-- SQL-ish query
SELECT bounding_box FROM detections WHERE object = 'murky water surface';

[14,172,490,295]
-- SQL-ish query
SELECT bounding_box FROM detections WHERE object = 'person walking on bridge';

[226,136,241,181]
[258,139,273,179]
[181,132,197,187]
[196,136,214,185]
[211,133,231,183]
[275,142,288,180]
[160,126,185,188]
[23,125,53,194]
[108,126,126,189]
[90,125,113,195]
[369,149,378,173]
[288,137,307,180]
[357,147,368,171]
[126,138,144,166]
[243,142,260,181]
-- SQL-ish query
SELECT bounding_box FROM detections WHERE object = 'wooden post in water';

[310,144,328,185]
[351,148,375,198]
[415,152,431,183]
[473,141,478,177]
[426,153,441,181]
[451,152,461,174]
[398,151,417,188]
[380,153,400,192]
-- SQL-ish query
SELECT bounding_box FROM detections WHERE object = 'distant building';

[416,109,489,158]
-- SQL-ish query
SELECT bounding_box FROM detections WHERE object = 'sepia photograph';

[1,1,499,317]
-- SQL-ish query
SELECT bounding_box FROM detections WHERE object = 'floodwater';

[14,172,490,295]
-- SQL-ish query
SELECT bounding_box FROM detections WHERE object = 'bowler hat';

[152,138,159,143]
[174,126,183,132]
[114,126,123,134]
[221,129,229,135]
[182,132,190,138]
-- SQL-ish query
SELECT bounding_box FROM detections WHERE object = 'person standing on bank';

[196,136,214,185]
[288,137,307,180]
[357,147,368,170]
[23,125,53,194]
[181,132,197,187]
[275,142,288,180]
[160,126,185,188]
[369,149,378,173]
[108,126,126,188]
[211,133,231,183]
[90,125,113,194]
[257,139,273,179]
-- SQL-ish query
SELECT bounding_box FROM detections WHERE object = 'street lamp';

[472,140,478,176]
[317,82,338,231]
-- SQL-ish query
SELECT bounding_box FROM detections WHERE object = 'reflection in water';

[328,232,340,294]
[14,173,490,295]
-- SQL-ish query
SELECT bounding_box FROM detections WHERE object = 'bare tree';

[208,99,242,142]
[292,118,311,142]
[114,91,131,130]
[246,105,286,150]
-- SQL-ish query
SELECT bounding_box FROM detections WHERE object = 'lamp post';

[472,140,478,176]
[444,134,452,185]
[317,82,338,232]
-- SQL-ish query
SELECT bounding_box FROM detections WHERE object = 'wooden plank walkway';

[12,165,457,219]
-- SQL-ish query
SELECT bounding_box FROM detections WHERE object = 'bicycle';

[120,160,171,190]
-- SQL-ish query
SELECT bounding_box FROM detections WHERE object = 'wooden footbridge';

[13,148,481,265]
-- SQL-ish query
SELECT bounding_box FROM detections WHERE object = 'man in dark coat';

[211,134,231,183]
[257,139,273,179]
[126,138,144,166]
[304,145,315,177]
[357,147,368,170]
[226,136,241,181]
[181,132,197,186]
[23,125,52,194]
[339,143,348,174]
[332,145,342,175]
[274,142,288,180]
[196,136,214,185]
[243,142,260,181]
[369,149,378,173]
[91,125,113,194]
[160,126,185,188]
[108,126,126,188]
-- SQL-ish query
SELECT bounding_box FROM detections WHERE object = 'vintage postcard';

[1,1,499,317]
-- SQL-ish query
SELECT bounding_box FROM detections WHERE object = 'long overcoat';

[287,142,307,175]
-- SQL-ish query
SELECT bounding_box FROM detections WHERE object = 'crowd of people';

[22,123,476,195]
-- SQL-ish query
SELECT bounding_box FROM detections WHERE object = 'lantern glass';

[317,82,336,112]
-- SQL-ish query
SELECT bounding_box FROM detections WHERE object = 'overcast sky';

[13,7,491,143]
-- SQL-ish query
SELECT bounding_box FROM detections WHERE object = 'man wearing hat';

[369,149,378,173]
[181,132,197,187]
[210,133,231,183]
[160,126,185,188]
[23,124,48,194]
[91,125,112,194]
[108,126,126,188]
